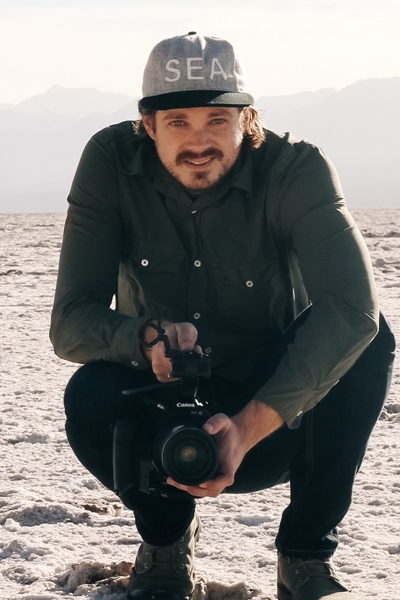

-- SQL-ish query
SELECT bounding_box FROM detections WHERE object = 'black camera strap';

[140,319,172,352]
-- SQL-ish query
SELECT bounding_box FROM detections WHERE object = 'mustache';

[176,148,224,165]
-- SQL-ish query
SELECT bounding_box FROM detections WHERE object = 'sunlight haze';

[1,0,399,104]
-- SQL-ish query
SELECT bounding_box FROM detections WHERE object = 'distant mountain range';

[1,79,399,211]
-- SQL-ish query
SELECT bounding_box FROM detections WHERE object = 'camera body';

[113,350,219,499]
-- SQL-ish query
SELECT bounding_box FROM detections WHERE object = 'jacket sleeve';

[49,132,150,369]
[256,142,379,427]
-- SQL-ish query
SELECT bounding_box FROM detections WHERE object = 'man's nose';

[189,127,212,147]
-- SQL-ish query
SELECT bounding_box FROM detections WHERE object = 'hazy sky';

[1,0,399,104]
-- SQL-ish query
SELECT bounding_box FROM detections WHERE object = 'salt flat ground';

[1,209,399,600]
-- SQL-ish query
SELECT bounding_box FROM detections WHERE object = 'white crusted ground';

[1,209,399,600]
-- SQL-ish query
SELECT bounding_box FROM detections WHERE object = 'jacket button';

[205,347,212,354]
[194,260,201,267]
[141,259,149,266]
[246,280,254,287]
[193,313,200,319]
[131,360,139,367]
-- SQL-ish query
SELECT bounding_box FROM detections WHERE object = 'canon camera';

[113,337,219,499]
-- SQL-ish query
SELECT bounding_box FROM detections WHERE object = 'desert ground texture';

[1,209,399,600]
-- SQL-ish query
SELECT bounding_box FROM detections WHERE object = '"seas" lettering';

[165,58,228,82]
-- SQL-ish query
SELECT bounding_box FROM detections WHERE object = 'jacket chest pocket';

[208,259,286,330]
[125,239,186,316]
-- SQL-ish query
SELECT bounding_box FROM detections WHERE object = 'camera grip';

[113,419,137,497]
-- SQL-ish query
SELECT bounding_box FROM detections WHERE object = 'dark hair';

[133,104,266,149]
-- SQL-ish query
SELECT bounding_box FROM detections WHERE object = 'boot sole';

[127,590,190,600]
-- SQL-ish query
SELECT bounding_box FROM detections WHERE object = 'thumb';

[176,322,198,351]
[203,413,229,435]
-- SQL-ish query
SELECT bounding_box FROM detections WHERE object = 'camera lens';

[158,425,218,486]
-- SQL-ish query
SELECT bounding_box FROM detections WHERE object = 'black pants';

[64,312,395,559]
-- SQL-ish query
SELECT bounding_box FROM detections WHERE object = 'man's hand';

[142,321,202,382]
[167,400,284,497]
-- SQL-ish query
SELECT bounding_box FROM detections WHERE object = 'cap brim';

[139,90,254,111]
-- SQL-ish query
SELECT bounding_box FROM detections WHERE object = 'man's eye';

[211,118,227,125]
[170,120,186,127]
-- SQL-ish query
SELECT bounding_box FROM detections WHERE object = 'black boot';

[277,552,358,600]
[127,514,201,600]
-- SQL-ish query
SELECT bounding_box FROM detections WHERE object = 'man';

[50,33,395,600]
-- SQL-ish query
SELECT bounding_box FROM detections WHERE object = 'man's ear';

[142,114,156,140]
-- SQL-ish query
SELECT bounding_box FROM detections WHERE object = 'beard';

[161,147,230,191]
[183,168,228,191]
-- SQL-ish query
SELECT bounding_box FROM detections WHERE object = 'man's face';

[143,106,245,191]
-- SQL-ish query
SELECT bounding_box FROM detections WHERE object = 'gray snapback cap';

[139,32,254,110]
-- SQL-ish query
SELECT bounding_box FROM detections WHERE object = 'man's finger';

[203,413,230,434]
[175,322,198,351]
[166,478,225,498]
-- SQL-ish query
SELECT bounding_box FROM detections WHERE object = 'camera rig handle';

[140,319,173,353]
[124,320,211,406]
[140,319,211,379]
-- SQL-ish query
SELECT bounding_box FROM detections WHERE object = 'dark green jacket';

[50,122,379,427]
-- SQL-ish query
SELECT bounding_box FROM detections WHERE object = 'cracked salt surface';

[0,210,399,599]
